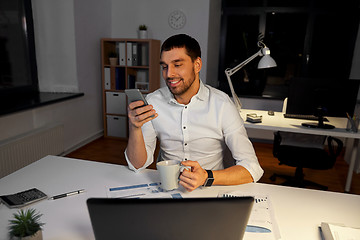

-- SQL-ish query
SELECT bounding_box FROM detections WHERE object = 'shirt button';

[183,126,186,129]
[185,106,187,109]
[184,143,187,146]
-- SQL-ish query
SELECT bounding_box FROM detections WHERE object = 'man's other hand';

[179,160,208,192]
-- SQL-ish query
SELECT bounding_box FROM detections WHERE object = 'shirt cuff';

[236,160,264,183]
[124,148,153,173]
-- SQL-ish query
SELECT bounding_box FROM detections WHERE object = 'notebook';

[87,197,254,240]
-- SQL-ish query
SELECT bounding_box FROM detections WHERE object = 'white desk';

[0,156,359,240]
[240,109,360,192]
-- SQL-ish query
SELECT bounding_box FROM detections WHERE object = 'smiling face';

[160,47,202,104]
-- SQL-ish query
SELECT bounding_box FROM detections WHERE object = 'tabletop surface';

[240,109,360,139]
[0,156,359,240]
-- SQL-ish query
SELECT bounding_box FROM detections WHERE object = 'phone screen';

[125,89,148,106]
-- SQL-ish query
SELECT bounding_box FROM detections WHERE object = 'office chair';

[270,131,343,190]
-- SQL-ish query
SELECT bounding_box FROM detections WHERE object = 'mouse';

[268,110,274,116]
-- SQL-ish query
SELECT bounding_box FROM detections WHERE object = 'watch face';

[168,10,186,30]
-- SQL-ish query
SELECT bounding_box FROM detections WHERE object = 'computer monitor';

[286,77,359,129]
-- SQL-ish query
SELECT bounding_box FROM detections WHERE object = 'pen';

[49,189,85,200]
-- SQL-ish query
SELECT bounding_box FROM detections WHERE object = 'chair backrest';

[327,136,343,158]
[273,131,343,170]
[277,131,326,149]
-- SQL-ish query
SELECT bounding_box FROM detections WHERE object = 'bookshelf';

[101,38,161,139]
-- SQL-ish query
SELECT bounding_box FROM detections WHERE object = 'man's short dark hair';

[161,34,201,62]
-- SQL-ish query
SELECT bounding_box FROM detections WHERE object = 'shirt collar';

[166,79,209,105]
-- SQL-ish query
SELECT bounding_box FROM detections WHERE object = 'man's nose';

[166,65,175,78]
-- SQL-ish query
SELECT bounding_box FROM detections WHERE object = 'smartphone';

[125,89,155,118]
[125,89,149,106]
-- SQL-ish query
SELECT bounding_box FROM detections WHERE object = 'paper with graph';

[218,191,281,240]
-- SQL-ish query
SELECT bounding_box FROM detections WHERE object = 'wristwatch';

[203,170,214,187]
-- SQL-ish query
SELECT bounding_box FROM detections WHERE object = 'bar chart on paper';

[219,191,281,240]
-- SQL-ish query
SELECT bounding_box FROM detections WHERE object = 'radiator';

[0,124,64,179]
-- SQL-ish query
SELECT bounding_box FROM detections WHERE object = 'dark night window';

[218,0,360,100]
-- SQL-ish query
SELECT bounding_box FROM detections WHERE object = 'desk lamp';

[225,40,277,112]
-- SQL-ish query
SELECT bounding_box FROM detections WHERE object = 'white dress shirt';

[125,80,264,182]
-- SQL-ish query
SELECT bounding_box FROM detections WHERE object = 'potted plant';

[138,24,148,39]
[108,51,118,66]
[8,208,45,240]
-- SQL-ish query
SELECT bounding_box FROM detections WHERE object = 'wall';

[110,0,212,88]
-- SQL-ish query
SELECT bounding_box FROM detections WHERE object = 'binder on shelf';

[119,42,126,66]
[104,68,110,90]
[126,42,132,66]
[128,74,136,89]
[116,42,120,61]
[115,68,125,90]
[132,43,138,66]
[141,44,149,66]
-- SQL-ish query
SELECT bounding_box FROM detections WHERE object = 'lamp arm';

[224,49,262,77]
[226,70,242,112]
[224,48,263,112]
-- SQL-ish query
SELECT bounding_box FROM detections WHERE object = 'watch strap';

[203,170,214,187]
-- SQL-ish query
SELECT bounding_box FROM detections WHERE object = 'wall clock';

[168,10,186,30]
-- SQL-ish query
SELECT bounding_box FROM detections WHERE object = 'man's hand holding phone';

[126,89,157,129]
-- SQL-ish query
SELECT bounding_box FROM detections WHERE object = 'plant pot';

[109,57,118,66]
[138,30,148,39]
[17,230,43,240]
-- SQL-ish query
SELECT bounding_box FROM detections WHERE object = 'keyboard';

[0,188,48,208]
[284,113,328,122]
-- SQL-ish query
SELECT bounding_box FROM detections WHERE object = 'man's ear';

[194,57,202,74]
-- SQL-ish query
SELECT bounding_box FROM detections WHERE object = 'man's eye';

[175,64,181,67]
[162,66,168,70]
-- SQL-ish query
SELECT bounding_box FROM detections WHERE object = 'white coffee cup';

[156,160,182,191]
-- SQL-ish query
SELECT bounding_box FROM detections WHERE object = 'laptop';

[87,197,254,240]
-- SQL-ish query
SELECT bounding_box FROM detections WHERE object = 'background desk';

[240,109,360,192]
[0,156,359,240]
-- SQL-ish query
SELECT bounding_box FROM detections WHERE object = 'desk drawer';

[106,92,126,115]
[106,115,127,138]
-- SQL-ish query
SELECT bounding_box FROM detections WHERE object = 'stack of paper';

[321,222,360,240]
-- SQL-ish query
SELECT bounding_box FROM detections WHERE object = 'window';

[218,0,360,100]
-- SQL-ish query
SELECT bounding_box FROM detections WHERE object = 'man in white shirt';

[125,34,263,192]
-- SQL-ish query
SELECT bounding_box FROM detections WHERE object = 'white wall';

[111,0,211,88]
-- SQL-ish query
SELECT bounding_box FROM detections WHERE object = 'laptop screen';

[87,197,254,240]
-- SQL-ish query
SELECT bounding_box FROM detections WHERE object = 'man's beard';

[167,68,196,97]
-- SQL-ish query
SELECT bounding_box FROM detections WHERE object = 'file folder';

[104,68,110,90]
[119,42,126,66]
[127,42,132,66]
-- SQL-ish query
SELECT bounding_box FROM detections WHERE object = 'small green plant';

[108,51,117,58]
[139,24,147,30]
[8,208,45,238]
